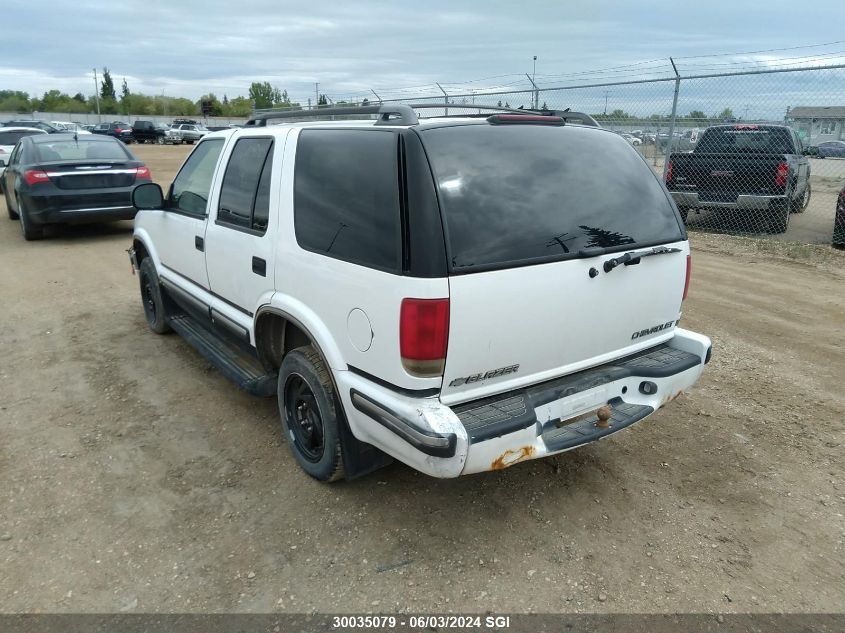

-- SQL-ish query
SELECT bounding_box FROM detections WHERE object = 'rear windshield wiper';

[603,246,682,273]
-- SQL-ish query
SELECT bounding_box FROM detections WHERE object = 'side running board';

[168,314,277,397]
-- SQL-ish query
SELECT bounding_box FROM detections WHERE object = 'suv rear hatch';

[419,123,688,406]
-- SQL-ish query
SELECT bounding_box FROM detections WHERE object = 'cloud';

[2,0,844,108]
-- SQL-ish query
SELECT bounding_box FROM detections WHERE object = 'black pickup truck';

[131,120,167,144]
[665,124,811,233]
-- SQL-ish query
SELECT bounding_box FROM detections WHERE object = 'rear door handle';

[195,236,204,251]
[252,256,266,277]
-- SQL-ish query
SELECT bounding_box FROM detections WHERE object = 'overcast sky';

[4,0,845,105]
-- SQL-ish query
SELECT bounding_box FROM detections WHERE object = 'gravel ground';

[1,144,843,614]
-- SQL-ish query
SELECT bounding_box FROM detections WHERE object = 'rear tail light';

[135,166,152,180]
[24,169,50,185]
[665,160,673,184]
[774,162,789,188]
[682,254,692,301]
[400,298,449,377]
[114,128,123,133]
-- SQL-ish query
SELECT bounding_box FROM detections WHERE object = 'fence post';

[436,83,449,116]
[525,74,539,109]
[662,57,681,180]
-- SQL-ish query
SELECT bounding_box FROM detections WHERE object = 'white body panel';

[269,129,448,387]
[441,241,689,406]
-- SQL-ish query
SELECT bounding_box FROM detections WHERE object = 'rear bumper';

[22,190,136,224]
[670,191,786,211]
[337,328,712,478]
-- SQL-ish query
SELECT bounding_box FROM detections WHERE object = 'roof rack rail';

[245,103,600,128]
[246,104,418,127]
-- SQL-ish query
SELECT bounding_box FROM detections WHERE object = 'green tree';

[716,107,734,120]
[686,110,706,119]
[248,81,276,109]
[72,92,86,103]
[100,67,116,101]
[0,90,32,113]
[318,94,328,106]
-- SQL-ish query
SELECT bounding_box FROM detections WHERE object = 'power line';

[673,39,845,60]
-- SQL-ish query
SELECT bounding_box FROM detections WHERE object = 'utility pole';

[604,91,610,115]
[92,68,101,122]
[532,55,538,109]
[314,82,319,108]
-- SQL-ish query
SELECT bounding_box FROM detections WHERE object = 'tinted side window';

[217,137,274,233]
[294,129,400,272]
[170,139,224,216]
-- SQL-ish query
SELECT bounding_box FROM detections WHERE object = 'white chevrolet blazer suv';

[128,104,712,482]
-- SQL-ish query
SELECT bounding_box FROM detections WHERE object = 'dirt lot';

[1,144,843,614]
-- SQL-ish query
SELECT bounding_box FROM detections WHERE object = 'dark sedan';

[1,133,151,240]
[834,184,845,249]
[817,140,845,158]
[91,121,134,144]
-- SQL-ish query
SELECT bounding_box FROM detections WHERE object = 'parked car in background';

[49,121,92,134]
[621,133,642,146]
[131,120,167,144]
[2,133,151,240]
[0,127,48,192]
[91,121,134,143]
[659,129,700,152]
[168,123,208,145]
[816,140,845,158]
[834,184,845,248]
[666,124,810,233]
[171,118,199,126]
[3,120,61,133]
[128,105,710,482]
[81,124,96,132]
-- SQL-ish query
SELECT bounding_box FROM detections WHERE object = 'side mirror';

[132,182,164,210]
[0,159,6,167]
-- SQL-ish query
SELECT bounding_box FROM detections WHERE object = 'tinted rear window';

[0,130,43,145]
[34,139,129,162]
[696,126,794,154]
[420,124,683,271]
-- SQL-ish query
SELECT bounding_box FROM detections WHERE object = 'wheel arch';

[254,305,345,374]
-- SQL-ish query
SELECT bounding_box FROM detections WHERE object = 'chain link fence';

[373,64,845,246]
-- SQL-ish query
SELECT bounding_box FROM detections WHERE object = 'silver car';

[168,124,208,145]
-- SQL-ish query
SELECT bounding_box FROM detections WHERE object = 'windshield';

[420,124,684,271]
[34,139,129,162]
[695,126,794,153]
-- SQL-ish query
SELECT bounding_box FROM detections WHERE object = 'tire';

[186,140,194,145]
[138,258,172,334]
[4,187,18,220]
[770,202,790,234]
[791,182,810,213]
[17,195,43,240]
[278,345,345,482]
[156,136,165,145]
